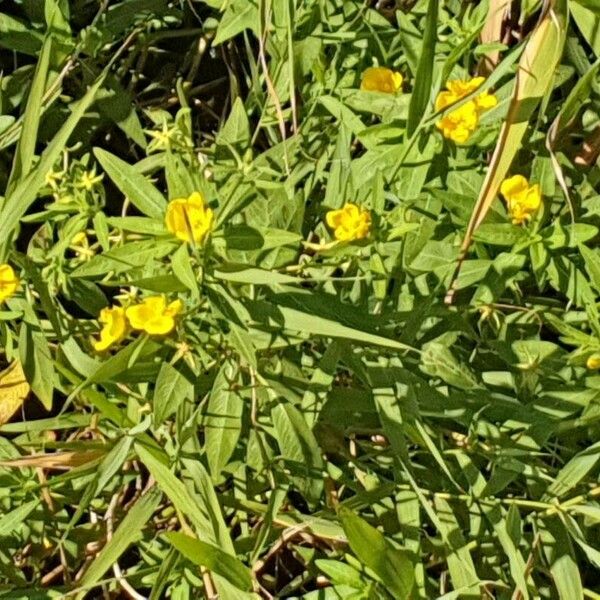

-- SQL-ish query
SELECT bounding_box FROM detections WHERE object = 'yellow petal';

[360,67,401,94]
[143,316,176,335]
[500,175,529,201]
[326,209,343,229]
[392,71,403,91]
[126,297,166,330]
[476,92,498,110]
[0,264,19,303]
[166,299,183,316]
[435,90,457,112]
[165,192,213,244]
[588,354,600,370]
[523,184,542,210]
[94,306,128,352]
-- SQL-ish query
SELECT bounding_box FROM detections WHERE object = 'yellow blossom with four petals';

[360,67,403,94]
[326,203,371,242]
[93,306,128,352]
[435,77,497,143]
[125,296,183,336]
[165,192,214,244]
[500,175,542,225]
[0,264,19,304]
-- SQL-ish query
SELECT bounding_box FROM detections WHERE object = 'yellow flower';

[0,264,19,304]
[435,101,480,144]
[94,306,128,352]
[45,169,63,190]
[500,175,542,225]
[587,354,600,370]
[360,67,403,94]
[165,192,214,244]
[125,296,183,336]
[326,203,371,242]
[147,122,176,151]
[70,232,94,261]
[435,77,497,143]
[78,168,103,191]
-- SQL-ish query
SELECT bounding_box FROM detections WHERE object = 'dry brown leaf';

[0,450,105,470]
[0,359,30,426]
[479,0,512,74]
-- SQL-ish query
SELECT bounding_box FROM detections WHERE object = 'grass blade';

[406,0,438,136]
[446,0,569,303]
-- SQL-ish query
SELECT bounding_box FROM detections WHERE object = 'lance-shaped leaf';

[446,0,568,304]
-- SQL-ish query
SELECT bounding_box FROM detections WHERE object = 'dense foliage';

[2,0,600,598]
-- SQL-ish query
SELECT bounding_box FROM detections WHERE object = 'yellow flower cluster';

[94,296,183,352]
[95,191,212,352]
[500,175,542,225]
[0,264,18,304]
[326,203,371,242]
[360,67,403,94]
[165,192,213,244]
[435,77,497,143]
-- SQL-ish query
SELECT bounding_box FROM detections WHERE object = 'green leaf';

[7,35,52,192]
[75,489,162,598]
[153,362,193,427]
[406,0,438,135]
[420,342,480,390]
[544,441,600,499]
[0,500,39,537]
[71,240,177,278]
[213,0,258,46]
[94,147,167,219]
[579,244,600,293]
[165,532,253,592]
[338,507,414,599]
[205,361,244,480]
[135,443,217,541]
[19,323,53,410]
[272,401,324,507]
[249,291,415,352]
[216,97,250,147]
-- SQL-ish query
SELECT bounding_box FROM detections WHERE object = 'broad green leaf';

[19,323,53,410]
[165,532,252,591]
[94,148,167,219]
[135,442,218,541]
[339,507,414,600]
[205,361,244,480]
[153,362,193,427]
[272,401,324,506]
[0,500,39,537]
[216,96,250,147]
[545,440,600,499]
[420,342,480,390]
[213,0,258,46]
[71,240,177,278]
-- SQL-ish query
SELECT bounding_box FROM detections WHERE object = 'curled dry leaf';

[478,0,512,74]
[0,359,29,426]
